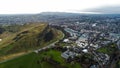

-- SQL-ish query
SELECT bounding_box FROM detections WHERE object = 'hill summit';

[0,23,63,61]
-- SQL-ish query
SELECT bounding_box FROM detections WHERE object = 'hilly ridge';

[0,23,63,61]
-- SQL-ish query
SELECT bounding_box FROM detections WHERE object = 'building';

[82,49,88,53]
[61,50,76,59]
[63,39,69,43]
[0,39,2,42]
[117,40,120,50]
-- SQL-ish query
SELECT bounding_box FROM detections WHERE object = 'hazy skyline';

[81,5,120,14]
[0,0,120,14]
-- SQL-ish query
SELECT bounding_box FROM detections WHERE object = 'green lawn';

[0,50,82,68]
[0,52,54,68]
[97,44,117,55]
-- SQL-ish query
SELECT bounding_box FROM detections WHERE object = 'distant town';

[48,13,120,68]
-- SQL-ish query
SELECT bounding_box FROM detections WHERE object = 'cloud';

[81,5,120,14]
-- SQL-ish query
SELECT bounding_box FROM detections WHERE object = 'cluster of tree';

[44,30,54,42]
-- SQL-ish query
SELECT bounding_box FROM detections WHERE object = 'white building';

[0,39,2,42]
[90,44,99,49]
[63,39,69,43]
[82,49,88,53]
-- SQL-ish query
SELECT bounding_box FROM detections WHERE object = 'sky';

[81,6,120,14]
[0,0,120,14]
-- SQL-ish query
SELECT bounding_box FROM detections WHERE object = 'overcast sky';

[0,0,120,14]
[82,6,120,14]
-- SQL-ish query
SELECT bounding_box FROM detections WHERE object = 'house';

[61,50,76,59]
[76,41,88,48]
[63,39,69,43]
[117,40,120,50]
[90,44,99,49]
[109,33,120,41]
[92,23,97,27]
[82,49,88,53]
[34,50,39,54]
[90,65,99,68]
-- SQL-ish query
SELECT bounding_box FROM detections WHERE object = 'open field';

[0,50,82,68]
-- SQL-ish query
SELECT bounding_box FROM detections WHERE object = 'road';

[34,41,59,53]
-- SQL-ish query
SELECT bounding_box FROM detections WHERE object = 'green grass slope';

[0,50,82,68]
[0,23,63,61]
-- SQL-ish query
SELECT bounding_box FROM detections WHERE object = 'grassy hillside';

[0,23,63,61]
[0,50,82,68]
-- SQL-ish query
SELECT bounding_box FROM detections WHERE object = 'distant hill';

[0,12,82,24]
[0,12,120,25]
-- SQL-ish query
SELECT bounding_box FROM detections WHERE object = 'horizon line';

[0,11,119,15]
